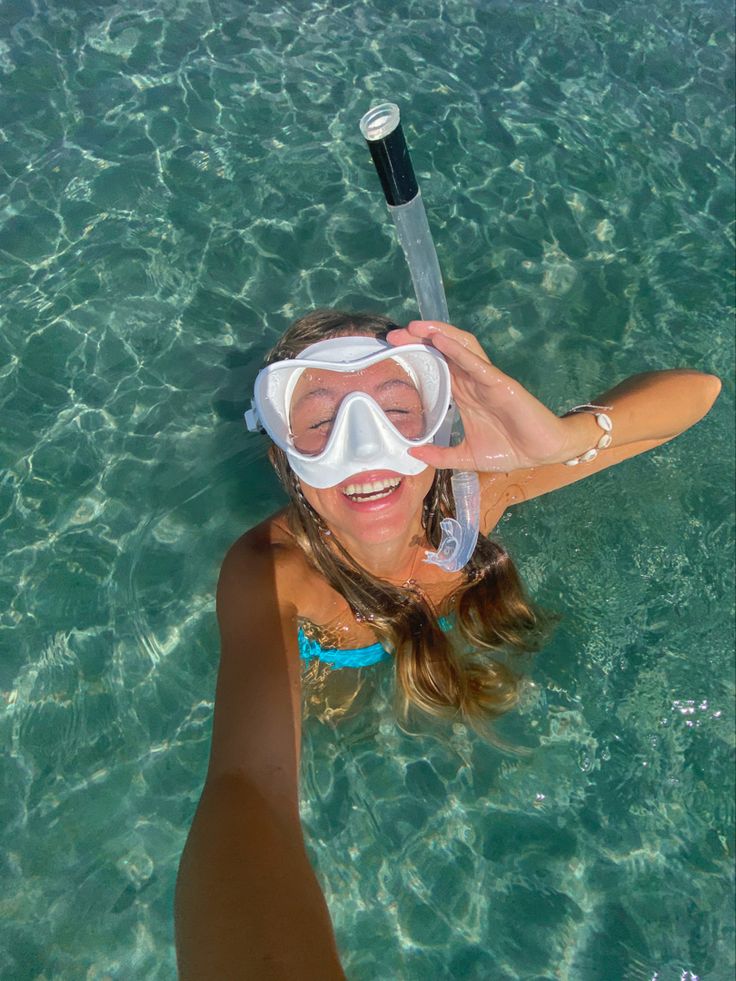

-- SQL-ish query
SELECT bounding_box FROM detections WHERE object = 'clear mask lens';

[289,362,428,457]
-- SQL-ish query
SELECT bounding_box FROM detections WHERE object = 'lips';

[335,471,406,511]
[342,477,402,502]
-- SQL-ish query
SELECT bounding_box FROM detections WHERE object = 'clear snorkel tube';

[359,103,480,574]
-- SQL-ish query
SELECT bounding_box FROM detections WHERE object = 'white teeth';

[343,477,401,500]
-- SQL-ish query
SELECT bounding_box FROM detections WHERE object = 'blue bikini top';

[298,615,453,670]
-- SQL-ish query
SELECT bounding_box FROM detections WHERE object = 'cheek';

[299,481,337,518]
[414,469,436,500]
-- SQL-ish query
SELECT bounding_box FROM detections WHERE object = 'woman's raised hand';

[387,321,572,473]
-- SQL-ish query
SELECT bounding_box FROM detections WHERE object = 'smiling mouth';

[342,477,402,502]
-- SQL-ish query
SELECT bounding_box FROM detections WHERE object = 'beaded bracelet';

[561,403,613,467]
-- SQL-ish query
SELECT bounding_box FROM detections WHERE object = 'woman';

[175,309,720,980]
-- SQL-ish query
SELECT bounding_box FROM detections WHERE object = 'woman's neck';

[331,526,425,582]
[328,522,464,595]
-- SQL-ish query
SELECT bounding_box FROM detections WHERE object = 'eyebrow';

[376,378,416,393]
[292,377,417,412]
[291,387,338,412]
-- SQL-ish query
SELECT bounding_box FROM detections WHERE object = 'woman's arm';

[175,532,346,980]
[386,320,720,518]
[553,369,722,464]
[489,368,721,509]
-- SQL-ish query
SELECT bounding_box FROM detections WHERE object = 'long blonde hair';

[264,310,547,736]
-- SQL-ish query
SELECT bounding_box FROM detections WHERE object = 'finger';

[422,330,503,386]
[408,443,469,469]
[406,320,490,360]
[385,326,426,348]
[389,323,511,401]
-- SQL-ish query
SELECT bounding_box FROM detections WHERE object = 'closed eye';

[308,417,334,430]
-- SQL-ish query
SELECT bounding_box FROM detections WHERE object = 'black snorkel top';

[360,103,418,207]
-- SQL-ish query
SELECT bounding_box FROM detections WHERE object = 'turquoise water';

[0,0,733,977]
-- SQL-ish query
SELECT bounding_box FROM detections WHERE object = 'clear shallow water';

[0,0,733,977]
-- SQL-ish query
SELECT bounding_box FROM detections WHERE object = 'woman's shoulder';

[220,509,335,620]
[222,509,307,582]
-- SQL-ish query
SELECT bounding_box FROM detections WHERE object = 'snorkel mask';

[245,336,453,489]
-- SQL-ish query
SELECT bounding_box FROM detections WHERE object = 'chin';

[299,468,435,546]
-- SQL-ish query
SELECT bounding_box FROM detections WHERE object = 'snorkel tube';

[359,103,480,574]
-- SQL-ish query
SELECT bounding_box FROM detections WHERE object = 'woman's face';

[290,358,436,547]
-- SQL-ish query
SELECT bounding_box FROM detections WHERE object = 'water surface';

[0,0,733,977]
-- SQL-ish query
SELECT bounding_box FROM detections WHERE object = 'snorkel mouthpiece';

[360,102,480,573]
[424,471,481,573]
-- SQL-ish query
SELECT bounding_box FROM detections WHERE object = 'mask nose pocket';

[340,394,386,460]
